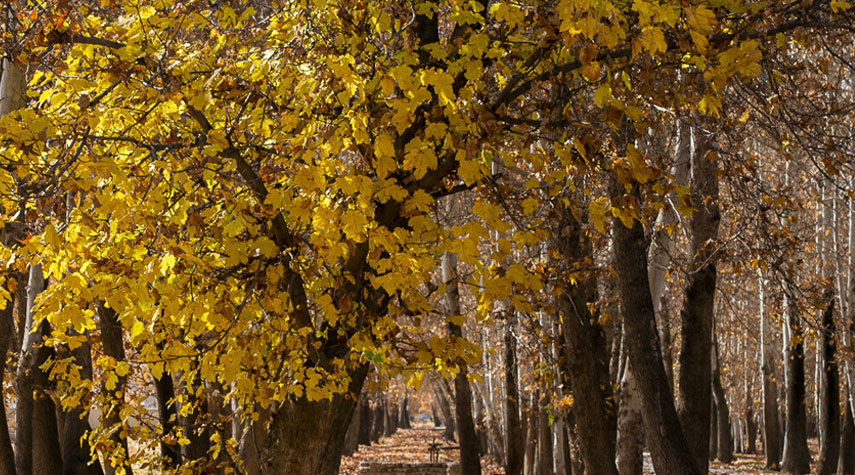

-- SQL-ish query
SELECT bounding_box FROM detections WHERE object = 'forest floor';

[339,423,505,475]
[341,423,818,475]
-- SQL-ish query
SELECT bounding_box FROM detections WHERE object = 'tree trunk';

[710,396,718,460]
[759,269,783,469]
[0,57,27,116]
[15,265,46,475]
[745,389,757,454]
[616,346,643,475]
[564,410,584,475]
[372,400,385,443]
[434,384,456,441]
[61,334,104,475]
[358,398,373,446]
[553,196,618,475]
[153,371,180,469]
[385,401,396,437]
[237,416,265,475]
[504,317,524,475]
[817,296,840,475]
[649,117,691,395]
[537,397,553,475]
[676,133,719,473]
[712,339,733,463]
[660,316,674,392]
[33,343,63,475]
[260,365,368,475]
[0,57,27,475]
[399,396,411,429]
[96,303,134,475]
[560,421,574,475]
[342,393,362,457]
[523,395,538,475]
[838,397,855,475]
[781,290,811,474]
[610,168,701,474]
[442,248,481,475]
[0,264,19,475]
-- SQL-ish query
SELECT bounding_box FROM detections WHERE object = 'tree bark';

[442,248,481,475]
[15,265,46,475]
[434,383,456,441]
[559,421,573,475]
[33,343,63,475]
[0,58,27,116]
[523,395,538,475]
[504,316,524,475]
[745,388,757,454]
[0,241,20,475]
[399,396,411,429]
[0,56,26,475]
[610,176,701,474]
[616,340,643,475]
[61,334,104,475]
[175,371,210,464]
[781,290,811,474]
[372,399,385,443]
[710,396,718,460]
[342,393,362,457]
[153,372,180,469]
[260,365,368,475]
[676,134,719,473]
[817,296,840,475]
[358,397,373,446]
[659,316,674,392]
[95,303,134,475]
[649,116,691,394]
[759,269,783,469]
[537,396,553,475]
[385,400,396,437]
[553,196,618,475]
[838,396,855,475]
[712,338,733,463]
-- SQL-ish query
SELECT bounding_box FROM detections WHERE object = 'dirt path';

[341,425,812,475]
[339,424,505,475]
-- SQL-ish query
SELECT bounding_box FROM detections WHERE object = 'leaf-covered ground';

[339,423,505,475]
[342,424,817,475]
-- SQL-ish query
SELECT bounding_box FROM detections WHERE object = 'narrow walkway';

[342,424,808,474]
[339,424,505,475]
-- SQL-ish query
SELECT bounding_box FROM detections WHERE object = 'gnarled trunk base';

[261,366,367,475]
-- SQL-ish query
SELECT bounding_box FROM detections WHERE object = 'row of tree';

[1,0,855,474]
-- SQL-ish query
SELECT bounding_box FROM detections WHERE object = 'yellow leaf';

[446,314,465,326]
[588,198,608,233]
[594,83,611,108]
[115,361,130,377]
[341,210,368,242]
[374,133,397,179]
[832,0,851,12]
[160,254,176,275]
[640,26,667,56]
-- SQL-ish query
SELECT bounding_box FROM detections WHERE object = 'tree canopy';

[2,0,855,474]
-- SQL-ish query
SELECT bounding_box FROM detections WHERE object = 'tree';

[817,294,839,475]
[675,128,719,472]
[781,287,812,475]
[2,1,855,474]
